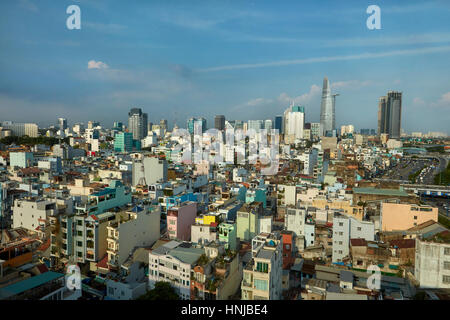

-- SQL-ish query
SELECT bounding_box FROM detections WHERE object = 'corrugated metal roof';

[0,271,64,299]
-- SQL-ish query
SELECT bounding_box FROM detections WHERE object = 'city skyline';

[1,1,450,133]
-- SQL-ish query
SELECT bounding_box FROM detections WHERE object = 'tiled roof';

[350,238,367,247]
[390,239,416,249]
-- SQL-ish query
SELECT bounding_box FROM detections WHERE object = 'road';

[421,196,450,218]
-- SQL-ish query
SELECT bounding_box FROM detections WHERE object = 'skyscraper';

[128,108,148,140]
[320,76,335,136]
[274,116,283,134]
[285,105,305,141]
[114,132,133,152]
[187,117,207,135]
[159,119,168,132]
[58,118,67,131]
[377,91,402,139]
[214,115,225,131]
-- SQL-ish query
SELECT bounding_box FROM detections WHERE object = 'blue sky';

[1,0,450,133]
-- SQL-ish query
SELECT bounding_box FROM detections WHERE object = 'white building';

[285,207,306,238]
[415,236,450,289]
[241,233,283,300]
[148,241,204,300]
[332,215,375,263]
[13,198,56,231]
[191,224,218,245]
[132,156,167,186]
[107,205,161,268]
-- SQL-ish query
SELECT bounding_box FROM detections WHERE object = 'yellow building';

[195,214,219,226]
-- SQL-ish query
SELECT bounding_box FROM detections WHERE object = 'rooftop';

[352,187,409,197]
[0,271,64,299]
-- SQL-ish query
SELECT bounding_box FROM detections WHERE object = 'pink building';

[167,201,197,241]
[381,202,438,231]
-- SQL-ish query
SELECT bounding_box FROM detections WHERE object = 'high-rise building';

[87,121,100,129]
[274,116,283,134]
[113,122,123,131]
[247,120,263,133]
[187,117,207,135]
[128,108,148,140]
[159,119,168,131]
[0,122,39,137]
[320,76,335,136]
[284,105,305,142]
[113,132,133,153]
[214,115,225,131]
[377,91,402,139]
[340,125,355,136]
[310,123,321,140]
[58,118,67,131]
[264,119,273,131]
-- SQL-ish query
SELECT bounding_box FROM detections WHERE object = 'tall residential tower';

[128,108,148,140]
[377,91,402,139]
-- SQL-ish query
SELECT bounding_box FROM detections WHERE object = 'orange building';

[381,202,438,232]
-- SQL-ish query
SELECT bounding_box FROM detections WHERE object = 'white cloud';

[432,92,450,108]
[413,97,425,106]
[88,60,109,69]
[198,45,450,72]
[414,92,450,109]
[246,98,273,106]
[331,80,372,90]
[277,85,321,105]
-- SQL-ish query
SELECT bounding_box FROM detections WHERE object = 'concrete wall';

[382,203,438,232]
[415,240,450,289]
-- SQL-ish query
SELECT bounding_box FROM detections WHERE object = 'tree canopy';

[138,281,179,300]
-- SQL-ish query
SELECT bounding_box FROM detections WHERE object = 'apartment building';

[167,201,197,241]
[415,231,450,289]
[13,198,56,231]
[241,233,283,300]
[191,223,218,245]
[106,205,161,269]
[132,156,167,186]
[236,201,264,242]
[74,180,131,216]
[218,222,237,251]
[148,241,204,300]
[332,215,375,263]
[285,206,305,234]
[381,202,438,232]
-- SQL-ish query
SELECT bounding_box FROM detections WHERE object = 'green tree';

[138,281,179,300]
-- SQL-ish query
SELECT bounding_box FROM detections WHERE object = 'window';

[77,251,82,257]
[357,227,362,231]
[77,220,82,226]
[254,279,268,291]
[444,261,450,270]
[77,231,82,237]
[443,275,450,284]
[339,222,343,227]
[414,216,417,220]
[77,241,82,247]
[256,262,269,273]
[445,248,450,256]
